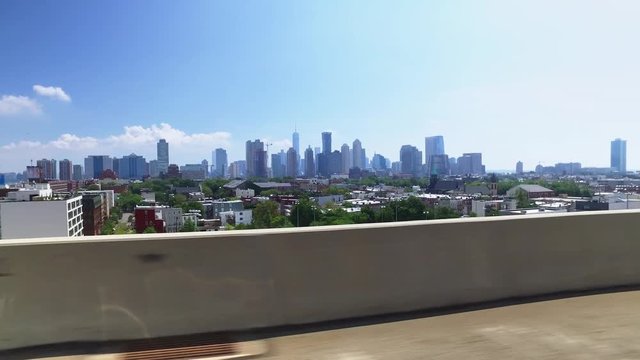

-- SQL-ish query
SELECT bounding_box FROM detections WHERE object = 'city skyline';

[2,1,640,171]
[0,131,631,176]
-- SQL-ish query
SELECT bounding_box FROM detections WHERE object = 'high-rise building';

[399,145,422,176]
[372,154,387,170]
[36,159,57,180]
[341,144,350,174]
[429,154,450,176]
[317,150,342,177]
[305,146,315,178]
[457,153,484,175]
[213,148,228,178]
[229,160,247,179]
[292,130,300,157]
[425,136,445,175]
[84,156,113,179]
[157,139,169,176]
[425,136,445,160]
[322,132,332,154]
[449,158,458,175]
[180,164,207,180]
[352,139,363,169]
[59,159,72,181]
[149,160,159,177]
[246,139,267,178]
[516,161,524,174]
[201,159,209,178]
[286,148,298,178]
[271,154,285,178]
[118,154,147,180]
[611,138,627,173]
[72,165,83,181]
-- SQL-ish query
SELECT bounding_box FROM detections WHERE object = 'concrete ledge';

[2,210,640,350]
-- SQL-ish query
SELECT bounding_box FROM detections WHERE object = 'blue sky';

[1,0,640,172]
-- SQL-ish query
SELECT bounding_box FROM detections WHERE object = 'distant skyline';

[2,1,640,172]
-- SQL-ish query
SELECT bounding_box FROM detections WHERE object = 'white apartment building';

[219,209,253,227]
[0,195,83,239]
[160,207,184,233]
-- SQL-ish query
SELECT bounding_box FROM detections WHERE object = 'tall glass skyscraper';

[611,138,627,173]
[425,136,445,175]
[157,139,169,175]
[213,148,228,178]
[292,130,299,155]
[322,132,332,154]
[246,139,267,178]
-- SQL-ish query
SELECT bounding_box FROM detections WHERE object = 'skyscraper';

[286,148,298,178]
[246,139,267,178]
[429,154,450,175]
[72,165,83,181]
[84,156,113,179]
[37,159,57,180]
[59,159,72,181]
[201,159,209,178]
[271,154,285,178]
[425,136,445,158]
[322,132,332,154]
[303,146,314,178]
[425,136,445,175]
[516,161,524,174]
[341,143,350,174]
[457,153,484,175]
[149,160,159,177]
[399,145,422,176]
[611,138,627,173]
[213,148,228,178]
[292,130,300,156]
[292,129,300,176]
[119,154,147,180]
[352,139,363,169]
[157,139,169,175]
[372,154,387,170]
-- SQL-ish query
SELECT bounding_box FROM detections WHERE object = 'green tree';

[253,200,280,228]
[101,219,115,235]
[271,215,294,228]
[431,206,461,219]
[181,200,204,214]
[516,189,531,208]
[289,198,321,227]
[381,196,427,222]
[114,223,134,234]
[180,219,197,232]
[117,192,143,212]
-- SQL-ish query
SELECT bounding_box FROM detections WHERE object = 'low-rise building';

[160,207,184,233]
[134,206,165,233]
[82,194,106,235]
[219,209,253,227]
[506,184,555,198]
[203,200,244,219]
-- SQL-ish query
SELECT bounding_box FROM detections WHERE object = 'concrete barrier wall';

[2,210,640,350]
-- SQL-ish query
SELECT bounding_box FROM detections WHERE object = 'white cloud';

[2,140,43,150]
[264,138,293,153]
[0,123,232,171]
[105,123,231,147]
[50,134,99,150]
[33,85,71,102]
[0,95,42,116]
